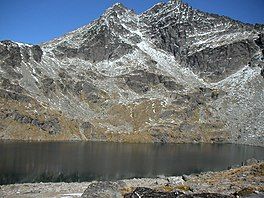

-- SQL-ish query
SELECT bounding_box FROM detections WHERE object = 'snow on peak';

[112,2,126,9]
[103,2,132,17]
[168,0,182,5]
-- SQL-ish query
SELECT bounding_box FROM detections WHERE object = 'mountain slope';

[0,0,263,145]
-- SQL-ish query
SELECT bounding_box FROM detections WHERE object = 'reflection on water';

[0,142,263,184]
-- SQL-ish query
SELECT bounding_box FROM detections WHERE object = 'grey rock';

[179,123,197,133]
[54,45,78,59]
[81,181,122,198]
[73,81,96,96]
[187,40,259,82]
[86,93,100,103]
[31,119,42,127]
[0,89,31,102]
[0,40,23,79]
[126,80,149,94]
[58,69,69,79]
[1,78,24,93]
[40,77,56,95]
[21,46,30,62]
[0,40,22,68]
[21,116,32,124]
[54,22,134,62]
[124,187,179,197]
[163,80,184,91]
[125,70,159,85]
[31,45,43,62]
[42,118,61,134]
[159,110,177,119]
[124,70,182,94]
[80,122,93,130]
[261,68,264,78]
[255,33,264,58]
[244,158,259,166]
[82,82,97,95]
[1,110,61,134]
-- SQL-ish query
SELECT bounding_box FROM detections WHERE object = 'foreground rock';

[1,162,263,198]
[81,162,264,198]
[124,188,234,198]
[81,182,123,198]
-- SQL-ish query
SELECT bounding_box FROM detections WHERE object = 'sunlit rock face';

[0,1,263,146]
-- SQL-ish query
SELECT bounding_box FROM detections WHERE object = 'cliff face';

[0,1,263,145]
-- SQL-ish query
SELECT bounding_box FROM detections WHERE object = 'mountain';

[0,0,263,145]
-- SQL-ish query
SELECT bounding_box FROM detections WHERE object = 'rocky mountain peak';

[0,1,263,146]
[110,2,127,10]
[103,2,133,18]
[142,0,187,16]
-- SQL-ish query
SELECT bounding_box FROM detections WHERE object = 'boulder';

[81,181,122,198]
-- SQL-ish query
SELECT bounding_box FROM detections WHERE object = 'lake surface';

[0,141,263,184]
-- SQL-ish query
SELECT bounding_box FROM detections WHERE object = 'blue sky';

[0,0,263,44]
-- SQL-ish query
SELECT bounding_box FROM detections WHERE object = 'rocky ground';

[0,161,263,198]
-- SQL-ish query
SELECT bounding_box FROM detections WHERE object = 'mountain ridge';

[0,1,263,146]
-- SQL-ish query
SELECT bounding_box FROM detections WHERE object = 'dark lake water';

[0,141,263,184]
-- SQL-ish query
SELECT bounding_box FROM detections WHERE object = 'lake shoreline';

[1,139,264,148]
[1,161,263,198]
